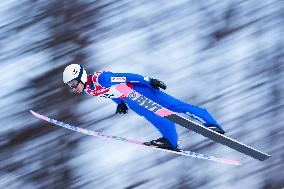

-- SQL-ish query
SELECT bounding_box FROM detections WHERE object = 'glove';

[116,102,128,114]
[150,78,167,90]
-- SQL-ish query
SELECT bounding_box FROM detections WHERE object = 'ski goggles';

[67,79,80,89]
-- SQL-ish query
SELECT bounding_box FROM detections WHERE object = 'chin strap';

[76,66,84,82]
[83,82,87,90]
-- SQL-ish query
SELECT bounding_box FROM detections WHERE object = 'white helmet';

[63,64,87,84]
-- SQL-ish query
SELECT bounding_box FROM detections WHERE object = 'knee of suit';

[193,106,208,115]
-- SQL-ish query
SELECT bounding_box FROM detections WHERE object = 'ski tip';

[30,109,41,118]
[264,153,272,159]
[30,110,36,115]
[30,110,49,121]
[30,110,40,117]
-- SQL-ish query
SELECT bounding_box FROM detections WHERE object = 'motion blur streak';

[0,0,283,189]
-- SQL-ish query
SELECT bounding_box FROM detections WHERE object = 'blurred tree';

[0,0,101,188]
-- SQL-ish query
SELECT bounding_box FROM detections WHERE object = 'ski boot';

[143,137,178,150]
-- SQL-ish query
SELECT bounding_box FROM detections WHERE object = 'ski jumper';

[82,71,224,148]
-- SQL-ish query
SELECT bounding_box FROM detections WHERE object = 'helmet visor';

[67,79,80,89]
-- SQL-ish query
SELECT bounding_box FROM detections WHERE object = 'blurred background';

[0,0,283,188]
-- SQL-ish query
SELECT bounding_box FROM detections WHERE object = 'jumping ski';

[30,110,240,166]
[115,84,271,161]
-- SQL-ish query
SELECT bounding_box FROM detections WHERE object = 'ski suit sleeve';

[97,72,151,88]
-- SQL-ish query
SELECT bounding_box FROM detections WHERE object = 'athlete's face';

[74,82,85,93]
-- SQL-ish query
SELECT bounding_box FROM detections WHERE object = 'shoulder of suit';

[92,70,111,83]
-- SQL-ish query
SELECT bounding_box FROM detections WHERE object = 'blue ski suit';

[82,71,224,148]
